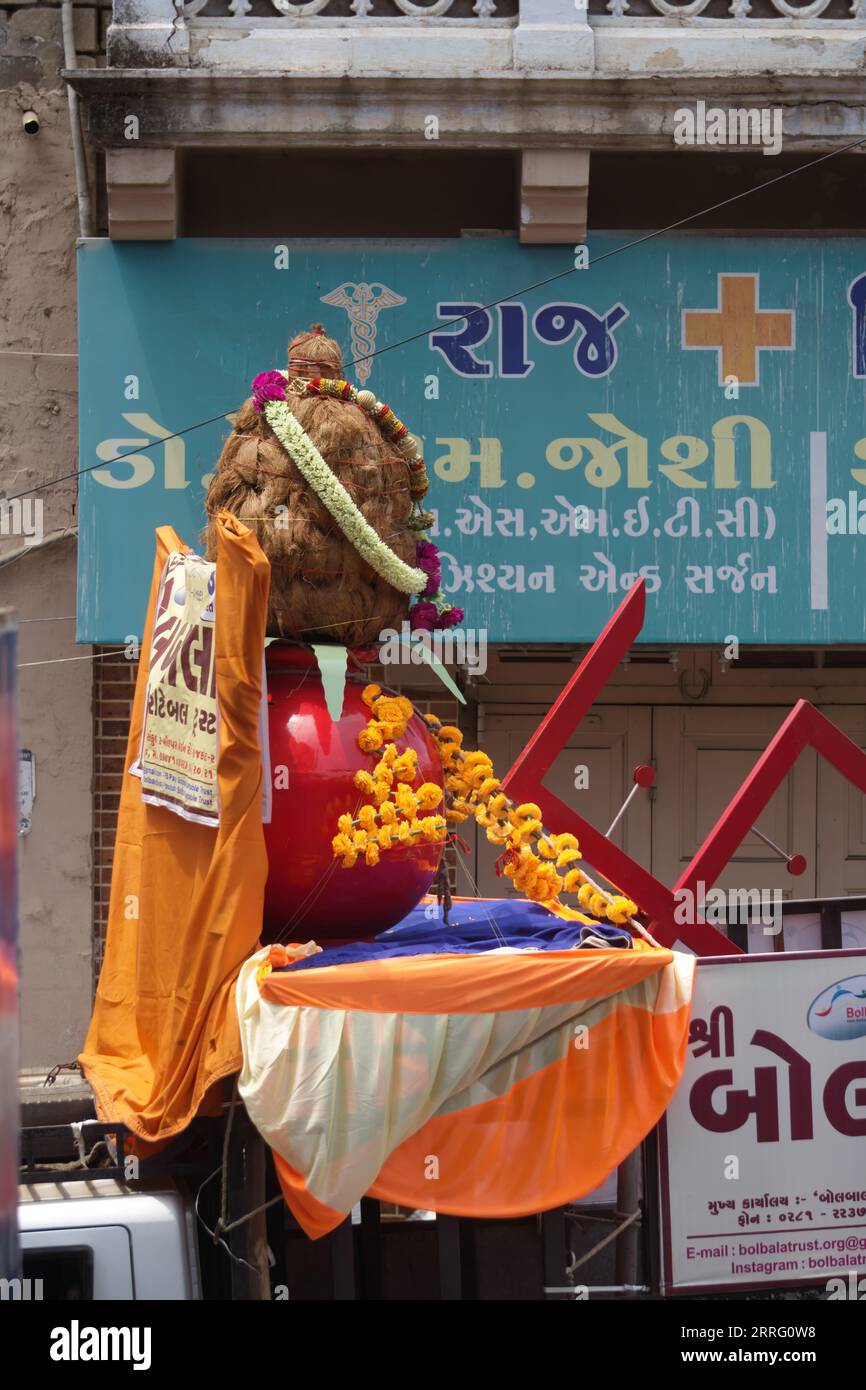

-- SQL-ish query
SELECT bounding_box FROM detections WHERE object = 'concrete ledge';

[177,19,866,80]
[592,21,866,78]
[190,26,516,77]
[66,70,866,152]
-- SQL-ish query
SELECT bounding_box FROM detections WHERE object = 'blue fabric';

[280,897,633,972]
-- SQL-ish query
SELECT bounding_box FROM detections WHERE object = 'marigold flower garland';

[331,690,641,931]
[423,713,637,922]
[252,371,463,629]
[330,685,447,868]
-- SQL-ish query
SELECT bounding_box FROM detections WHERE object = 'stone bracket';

[519,149,590,245]
[106,147,180,240]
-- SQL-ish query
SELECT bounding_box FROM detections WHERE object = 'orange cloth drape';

[241,945,694,1238]
[79,514,270,1141]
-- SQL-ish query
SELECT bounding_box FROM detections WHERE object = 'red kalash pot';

[262,644,444,943]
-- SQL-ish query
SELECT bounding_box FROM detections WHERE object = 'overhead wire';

[8,131,863,949]
[3,131,866,511]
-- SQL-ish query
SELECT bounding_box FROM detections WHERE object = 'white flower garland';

[264,398,427,596]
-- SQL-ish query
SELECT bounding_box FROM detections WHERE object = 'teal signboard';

[77,237,866,645]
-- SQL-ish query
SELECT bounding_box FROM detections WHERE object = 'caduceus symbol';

[320,281,407,385]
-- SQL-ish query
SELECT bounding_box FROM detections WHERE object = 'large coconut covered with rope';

[204,325,428,647]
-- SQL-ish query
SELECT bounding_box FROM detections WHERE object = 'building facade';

[4,0,866,1068]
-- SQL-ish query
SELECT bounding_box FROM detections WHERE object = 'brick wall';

[91,649,462,980]
[0,0,111,66]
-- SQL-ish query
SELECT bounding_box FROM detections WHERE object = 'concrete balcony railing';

[79,0,866,240]
[181,1,510,15]
[108,0,866,74]
[178,0,862,17]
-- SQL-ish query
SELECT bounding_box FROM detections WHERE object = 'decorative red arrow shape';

[502,582,866,956]
[676,699,866,900]
[500,582,729,951]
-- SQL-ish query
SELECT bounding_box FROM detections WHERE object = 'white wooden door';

[651,707,817,900]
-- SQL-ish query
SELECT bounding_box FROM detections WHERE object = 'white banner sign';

[658,950,866,1294]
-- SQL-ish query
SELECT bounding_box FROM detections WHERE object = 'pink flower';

[415,540,441,598]
[251,371,286,411]
[409,602,438,632]
[436,606,464,629]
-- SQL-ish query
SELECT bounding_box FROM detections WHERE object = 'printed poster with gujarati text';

[658,951,866,1294]
[130,550,219,827]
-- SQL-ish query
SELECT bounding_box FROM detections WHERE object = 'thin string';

[0,348,77,359]
[14,614,394,666]
[462,795,661,947]
[454,848,512,951]
[263,664,354,948]
[205,479,410,519]
[194,1168,264,1276]
[225,459,407,479]
[288,355,342,375]
[7,131,866,508]
[18,648,126,670]
[273,567,409,578]
[273,851,344,946]
[266,674,372,942]
[566,1208,642,1277]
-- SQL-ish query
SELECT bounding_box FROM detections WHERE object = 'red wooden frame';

[503,581,866,955]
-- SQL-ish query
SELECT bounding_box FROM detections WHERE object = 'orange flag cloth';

[79,514,270,1141]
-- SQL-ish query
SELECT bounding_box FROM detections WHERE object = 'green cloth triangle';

[311,643,348,722]
[414,644,466,705]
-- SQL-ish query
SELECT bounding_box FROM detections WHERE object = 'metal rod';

[227,1104,270,1300]
[750,824,791,860]
[615,1151,641,1289]
[61,0,94,238]
[544,1284,650,1295]
[563,850,661,949]
[605,782,640,839]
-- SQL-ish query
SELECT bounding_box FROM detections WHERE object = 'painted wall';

[0,7,102,1068]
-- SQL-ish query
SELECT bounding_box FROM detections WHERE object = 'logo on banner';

[807,975,866,1042]
[320,281,407,384]
[848,275,866,379]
